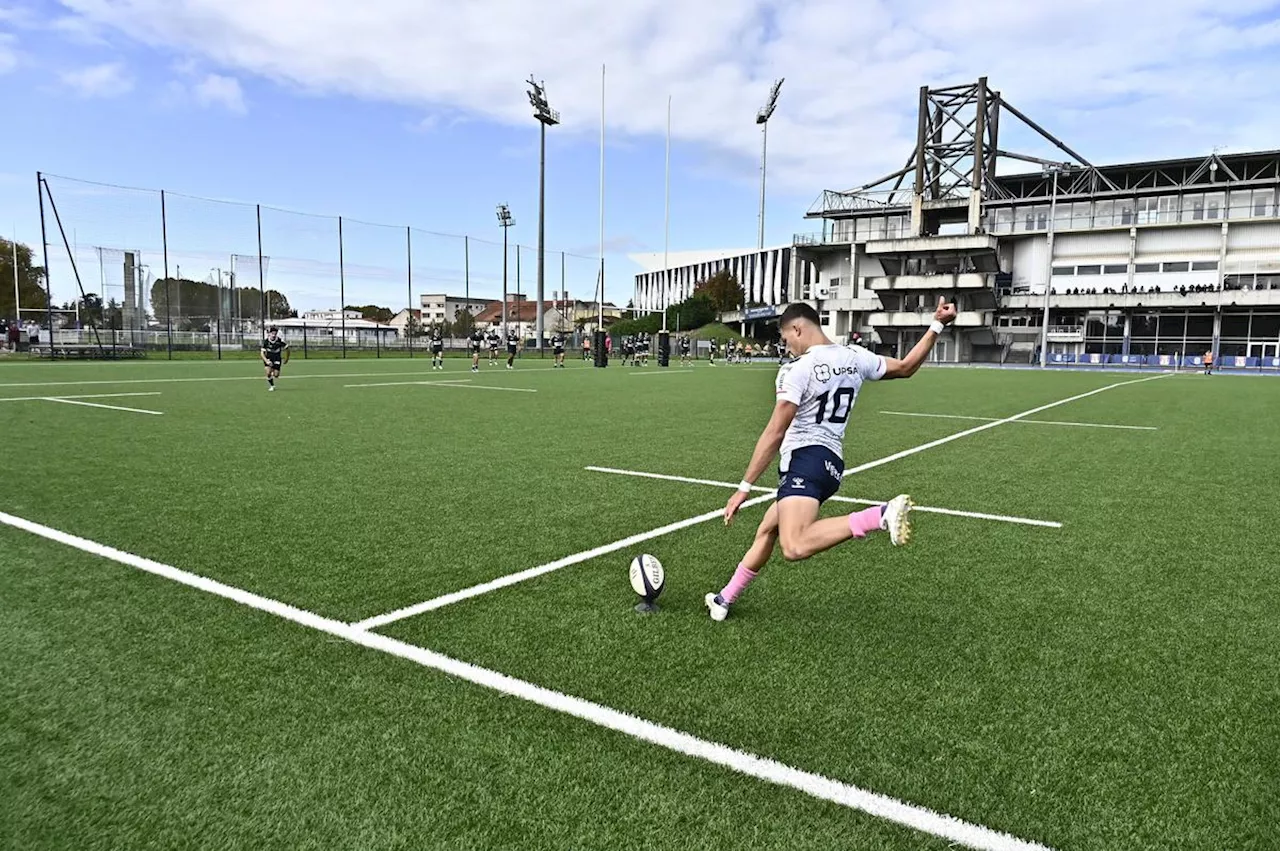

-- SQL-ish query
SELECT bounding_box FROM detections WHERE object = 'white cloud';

[0,33,15,74]
[60,61,133,97]
[51,0,1280,193]
[192,72,245,112]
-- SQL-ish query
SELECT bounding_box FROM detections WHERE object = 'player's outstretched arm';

[881,297,957,380]
[724,400,798,524]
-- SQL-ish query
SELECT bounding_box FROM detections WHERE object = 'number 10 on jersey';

[814,388,854,424]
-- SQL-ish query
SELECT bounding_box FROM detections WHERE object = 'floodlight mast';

[756,78,783,252]
[496,204,514,335]
[527,75,560,357]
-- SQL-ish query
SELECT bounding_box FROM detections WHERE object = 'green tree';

[450,307,476,337]
[344,304,394,323]
[696,269,744,313]
[0,237,49,320]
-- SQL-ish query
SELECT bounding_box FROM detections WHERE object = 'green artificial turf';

[3,357,1278,850]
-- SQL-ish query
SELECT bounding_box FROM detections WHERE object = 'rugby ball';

[628,554,665,601]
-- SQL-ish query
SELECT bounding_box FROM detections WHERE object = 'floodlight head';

[756,78,784,124]
[496,203,514,227]
[526,75,560,126]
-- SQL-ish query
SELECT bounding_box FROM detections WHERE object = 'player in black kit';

[506,328,519,369]
[260,326,289,391]
[431,327,444,370]
[551,331,567,368]
[469,327,484,372]
[679,334,691,366]
[487,329,500,366]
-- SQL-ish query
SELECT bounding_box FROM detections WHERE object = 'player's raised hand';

[724,489,750,526]
[933,296,958,326]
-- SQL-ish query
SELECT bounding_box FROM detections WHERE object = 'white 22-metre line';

[0,509,1052,851]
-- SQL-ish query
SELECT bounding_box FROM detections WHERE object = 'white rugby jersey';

[775,343,886,460]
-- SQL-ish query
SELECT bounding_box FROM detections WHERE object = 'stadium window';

[1118,199,1136,225]
[1137,197,1159,225]
[1104,264,1128,274]
[1204,193,1224,219]
[1162,261,1191,273]
[1134,262,1160,273]
[1077,265,1102,275]
[1190,261,1219,271]
[1253,190,1273,218]
[1181,193,1204,222]
[1221,314,1250,338]
[1229,190,1252,219]
[993,208,1014,234]
[1158,195,1179,223]
[1094,200,1116,227]
[1070,201,1091,229]
[1186,313,1214,337]
[1052,266,1075,276]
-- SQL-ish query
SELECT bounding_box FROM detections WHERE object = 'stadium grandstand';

[631,77,1280,370]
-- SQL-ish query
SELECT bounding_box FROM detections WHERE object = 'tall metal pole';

[11,226,19,326]
[406,226,413,357]
[338,215,347,358]
[256,204,266,329]
[36,173,54,342]
[537,120,546,354]
[598,63,605,331]
[502,225,509,335]
[464,236,470,303]
[161,190,172,358]
[662,94,671,334]
[1040,166,1063,368]
[758,120,768,251]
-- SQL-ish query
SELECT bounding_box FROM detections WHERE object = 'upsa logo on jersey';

[813,363,857,382]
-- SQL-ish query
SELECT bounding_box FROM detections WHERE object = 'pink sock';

[719,563,759,604]
[848,506,883,539]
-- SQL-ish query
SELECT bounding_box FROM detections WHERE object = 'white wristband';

[737,480,753,493]
[929,320,945,335]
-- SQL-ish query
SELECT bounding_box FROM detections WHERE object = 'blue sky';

[3,0,1280,312]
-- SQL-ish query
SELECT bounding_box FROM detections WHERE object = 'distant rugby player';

[679,334,691,366]
[260,325,289,391]
[431,327,445,370]
[506,328,519,369]
[469,327,484,372]
[552,330,567,368]
[487,329,500,366]
[708,338,718,366]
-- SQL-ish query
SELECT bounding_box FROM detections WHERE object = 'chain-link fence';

[34,173,606,359]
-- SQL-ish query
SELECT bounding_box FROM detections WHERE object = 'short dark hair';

[778,303,820,329]
[268,325,278,332]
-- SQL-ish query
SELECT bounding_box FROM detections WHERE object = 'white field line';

[880,411,1157,431]
[345,379,538,393]
[583,467,1062,529]
[349,491,779,631]
[354,377,1164,628]
[0,363,578,390]
[0,392,163,403]
[844,373,1173,476]
[43,397,164,416]
[0,508,1051,851]
[626,369,693,376]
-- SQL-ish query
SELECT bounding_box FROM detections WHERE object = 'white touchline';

[582,467,1062,529]
[627,370,692,376]
[0,392,163,403]
[844,373,1173,476]
[349,491,779,630]
[0,509,1052,851]
[42,398,164,416]
[880,411,1157,431]
[345,379,538,393]
[0,363,579,390]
